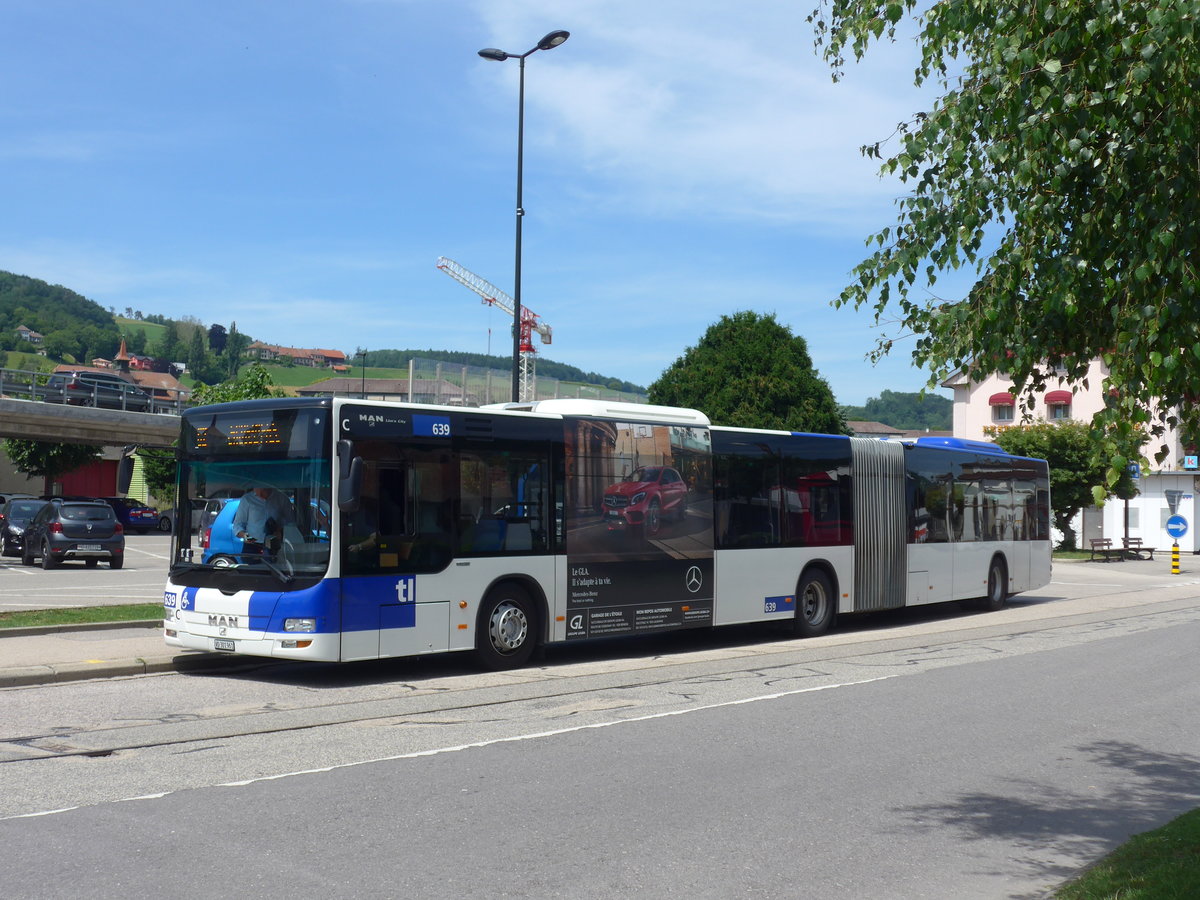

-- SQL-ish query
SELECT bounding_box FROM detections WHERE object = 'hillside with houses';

[0,271,643,401]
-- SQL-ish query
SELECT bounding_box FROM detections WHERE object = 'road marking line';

[0,674,897,821]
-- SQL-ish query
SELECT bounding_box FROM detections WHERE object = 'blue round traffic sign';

[1166,514,1188,539]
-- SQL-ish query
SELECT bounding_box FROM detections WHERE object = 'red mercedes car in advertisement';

[602,466,688,536]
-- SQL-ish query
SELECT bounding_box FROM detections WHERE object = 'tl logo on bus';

[397,575,415,604]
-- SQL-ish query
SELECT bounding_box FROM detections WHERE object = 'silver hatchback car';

[22,499,126,569]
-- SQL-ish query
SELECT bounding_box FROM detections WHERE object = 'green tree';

[155,321,182,364]
[191,362,282,405]
[223,322,251,379]
[137,448,178,503]
[989,421,1136,550]
[650,311,846,433]
[2,440,101,494]
[41,329,80,361]
[810,0,1200,495]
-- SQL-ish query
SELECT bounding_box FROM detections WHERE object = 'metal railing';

[0,367,193,416]
[323,357,648,406]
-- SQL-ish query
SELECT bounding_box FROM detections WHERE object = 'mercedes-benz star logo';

[685,566,703,593]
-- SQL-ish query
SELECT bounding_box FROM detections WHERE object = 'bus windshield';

[172,405,332,588]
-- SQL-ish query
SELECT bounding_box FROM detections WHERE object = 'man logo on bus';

[396,575,415,604]
[685,566,703,593]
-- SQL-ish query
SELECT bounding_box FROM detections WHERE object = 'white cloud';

[472,0,928,228]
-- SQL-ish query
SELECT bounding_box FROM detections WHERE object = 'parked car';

[42,371,152,412]
[602,466,688,536]
[0,491,37,510]
[156,509,176,533]
[98,497,160,534]
[22,498,125,569]
[202,497,243,565]
[1,498,50,557]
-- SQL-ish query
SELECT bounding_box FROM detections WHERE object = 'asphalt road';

[2,564,1198,898]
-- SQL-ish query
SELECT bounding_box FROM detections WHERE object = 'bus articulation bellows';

[163,397,1051,668]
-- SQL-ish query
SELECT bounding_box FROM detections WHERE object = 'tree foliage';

[2,439,102,493]
[989,421,1135,549]
[842,389,952,430]
[810,0,1200,493]
[138,447,177,502]
[649,311,847,433]
[190,362,282,405]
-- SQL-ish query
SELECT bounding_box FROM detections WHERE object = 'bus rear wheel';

[793,569,834,638]
[476,585,537,670]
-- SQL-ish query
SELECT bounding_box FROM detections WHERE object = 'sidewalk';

[0,621,248,688]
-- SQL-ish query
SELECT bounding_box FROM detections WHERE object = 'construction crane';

[436,256,553,402]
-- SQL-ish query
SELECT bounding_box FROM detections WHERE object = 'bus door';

[339,442,454,660]
[900,445,953,606]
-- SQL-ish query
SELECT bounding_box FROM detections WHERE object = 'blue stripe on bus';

[264,575,417,634]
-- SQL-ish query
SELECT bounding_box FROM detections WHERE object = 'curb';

[0,651,274,688]
[0,657,175,688]
[0,620,163,639]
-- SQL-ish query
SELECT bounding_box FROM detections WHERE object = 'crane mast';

[436,256,553,402]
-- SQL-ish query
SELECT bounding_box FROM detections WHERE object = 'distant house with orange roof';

[245,342,347,368]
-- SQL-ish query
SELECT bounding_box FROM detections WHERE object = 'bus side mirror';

[117,455,135,494]
[337,440,362,513]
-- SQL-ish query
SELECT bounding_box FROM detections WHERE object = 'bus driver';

[233,485,293,552]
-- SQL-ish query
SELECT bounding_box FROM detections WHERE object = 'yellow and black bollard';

[1172,542,1180,575]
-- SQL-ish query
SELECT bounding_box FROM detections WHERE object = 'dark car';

[602,466,688,536]
[43,371,152,411]
[99,497,160,534]
[22,499,125,569]
[1,498,50,557]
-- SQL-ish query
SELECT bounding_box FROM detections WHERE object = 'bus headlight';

[284,618,316,632]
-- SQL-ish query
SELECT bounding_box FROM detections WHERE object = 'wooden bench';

[1123,538,1156,560]
[1090,538,1124,562]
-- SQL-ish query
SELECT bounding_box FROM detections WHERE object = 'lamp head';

[478,48,510,61]
[537,30,570,50]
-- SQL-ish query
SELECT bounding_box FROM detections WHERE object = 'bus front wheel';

[476,585,537,670]
[793,569,834,638]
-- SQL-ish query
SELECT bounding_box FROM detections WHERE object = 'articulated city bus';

[163,397,1051,668]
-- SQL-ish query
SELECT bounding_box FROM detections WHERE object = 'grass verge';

[1056,808,1200,898]
[0,603,162,630]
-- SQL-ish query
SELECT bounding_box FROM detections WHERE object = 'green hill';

[0,270,643,394]
[0,271,121,365]
[841,390,952,431]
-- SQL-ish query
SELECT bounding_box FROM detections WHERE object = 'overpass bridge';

[0,398,179,447]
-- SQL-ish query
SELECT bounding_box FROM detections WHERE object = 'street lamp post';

[478,29,570,403]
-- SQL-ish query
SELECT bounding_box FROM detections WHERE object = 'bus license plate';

[78,543,102,551]
[214,639,235,652]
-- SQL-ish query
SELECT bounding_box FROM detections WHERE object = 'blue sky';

[1,0,962,405]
